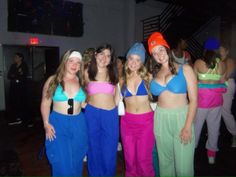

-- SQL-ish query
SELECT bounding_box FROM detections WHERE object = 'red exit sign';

[29,37,39,45]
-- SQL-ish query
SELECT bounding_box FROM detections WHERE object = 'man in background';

[7,52,30,126]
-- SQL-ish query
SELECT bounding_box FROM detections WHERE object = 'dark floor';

[0,111,236,176]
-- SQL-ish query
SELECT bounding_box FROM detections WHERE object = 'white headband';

[69,51,82,61]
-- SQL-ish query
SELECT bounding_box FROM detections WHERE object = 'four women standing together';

[41,32,235,176]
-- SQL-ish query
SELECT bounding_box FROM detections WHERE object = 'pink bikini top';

[87,82,115,96]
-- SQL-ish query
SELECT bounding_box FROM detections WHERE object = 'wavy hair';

[88,43,118,85]
[151,47,177,77]
[123,61,152,100]
[46,49,84,98]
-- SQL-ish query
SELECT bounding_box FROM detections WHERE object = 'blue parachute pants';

[85,104,119,176]
[45,111,88,176]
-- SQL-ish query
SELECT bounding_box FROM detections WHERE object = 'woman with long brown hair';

[148,32,197,176]
[84,44,119,176]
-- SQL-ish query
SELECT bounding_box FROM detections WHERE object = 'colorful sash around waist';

[198,87,226,108]
[198,83,227,89]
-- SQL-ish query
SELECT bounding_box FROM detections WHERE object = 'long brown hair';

[203,50,219,69]
[46,49,84,98]
[151,47,177,77]
[88,43,118,85]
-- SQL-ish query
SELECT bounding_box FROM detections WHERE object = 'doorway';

[2,45,59,119]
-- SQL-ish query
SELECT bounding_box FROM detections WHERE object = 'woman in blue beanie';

[119,42,155,176]
[194,38,227,164]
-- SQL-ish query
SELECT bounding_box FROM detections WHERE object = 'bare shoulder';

[183,64,193,72]
[194,58,204,66]
[182,64,196,79]
[227,58,235,65]
[193,58,205,71]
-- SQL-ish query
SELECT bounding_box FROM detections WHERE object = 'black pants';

[8,82,29,124]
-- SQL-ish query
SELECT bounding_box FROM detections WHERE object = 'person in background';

[148,32,197,176]
[171,38,192,66]
[84,44,119,176]
[116,56,126,82]
[83,47,95,70]
[7,52,29,126]
[194,38,227,164]
[219,44,236,147]
[40,49,88,176]
[116,55,126,152]
[120,42,155,177]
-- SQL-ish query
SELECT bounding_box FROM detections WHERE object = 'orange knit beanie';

[148,32,169,54]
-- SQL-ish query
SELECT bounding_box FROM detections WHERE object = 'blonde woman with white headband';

[40,49,88,176]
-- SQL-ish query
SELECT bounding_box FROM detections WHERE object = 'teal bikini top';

[52,85,86,102]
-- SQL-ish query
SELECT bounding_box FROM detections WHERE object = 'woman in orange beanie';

[148,32,197,176]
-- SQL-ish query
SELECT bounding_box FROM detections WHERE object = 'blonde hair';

[123,62,152,100]
[46,49,84,98]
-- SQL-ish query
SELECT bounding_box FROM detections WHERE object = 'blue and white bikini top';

[121,80,148,97]
[52,84,86,102]
[150,65,187,96]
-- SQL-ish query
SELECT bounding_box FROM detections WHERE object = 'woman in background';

[171,38,192,66]
[219,44,236,147]
[194,38,227,164]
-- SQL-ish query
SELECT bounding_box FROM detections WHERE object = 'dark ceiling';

[136,0,236,18]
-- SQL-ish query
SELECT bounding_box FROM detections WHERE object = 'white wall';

[0,0,127,56]
[0,0,167,56]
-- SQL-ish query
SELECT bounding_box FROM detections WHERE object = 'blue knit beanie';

[126,42,146,63]
[204,38,220,50]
